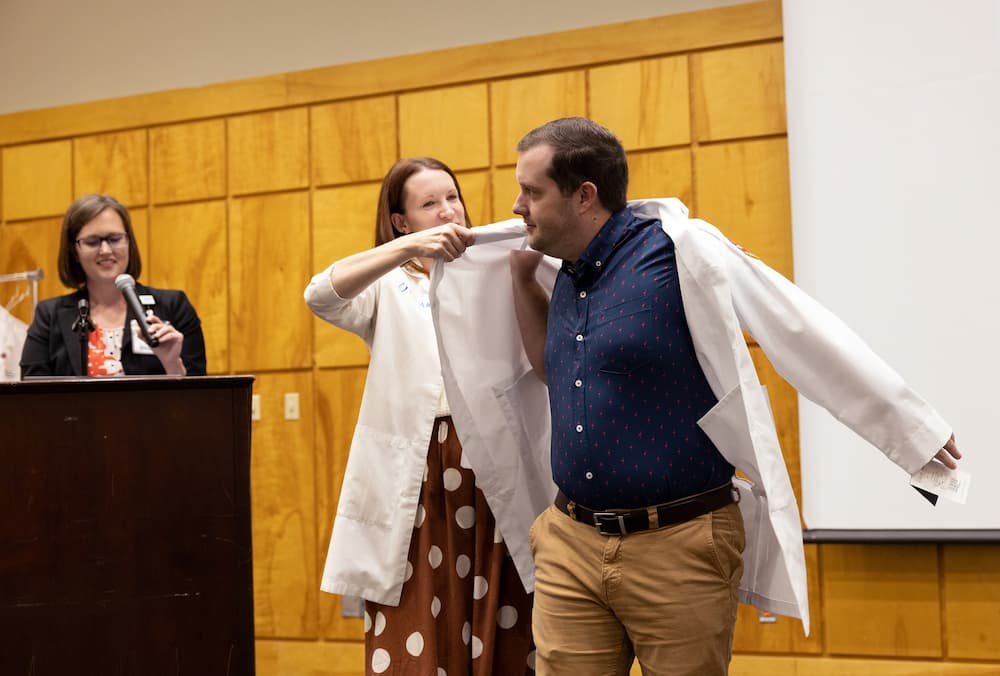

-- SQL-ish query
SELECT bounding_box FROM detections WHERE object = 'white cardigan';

[431,198,951,635]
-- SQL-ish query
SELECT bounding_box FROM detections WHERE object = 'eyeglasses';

[75,232,129,252]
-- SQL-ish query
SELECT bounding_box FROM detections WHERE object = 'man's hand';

[932,434,961,470]
[510,248,543,280]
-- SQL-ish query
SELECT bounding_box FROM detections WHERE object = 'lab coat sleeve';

[698,224,951,475]
[303,262,379,343]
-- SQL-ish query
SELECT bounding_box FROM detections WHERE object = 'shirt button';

[585,471,594,480]
[579,290,587,299]
[594,260,602,267]
[575,424,583,433]
[575,334,583,342]
[574,379,582,387]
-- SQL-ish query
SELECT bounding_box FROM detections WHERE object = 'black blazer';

[19,284,207,377]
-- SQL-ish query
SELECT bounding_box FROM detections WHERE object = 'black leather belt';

[554,482,738,536]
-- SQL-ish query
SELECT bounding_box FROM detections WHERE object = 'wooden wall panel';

[150,119,226,204]
[731,654,1000,675]
[692,42,787,141]
[0,2,784,147]
[230,191,313,372]
[148,200,229,373]
[455,169,491,227]
[490,71,588,166]
[256,639,366,676]
[229,108,309,195]
[943,545,1000,659]
[398,84,489,170]
[822,544,942,657]
[251,371,319,639]
[73,129,148,206]
[129,208,150,277]
[590,56,691,151]
[0,217,64,322]
[1,140,71,220]
[627,148,693,206]
[311,184,378,368]
[314,368,368,641]
[491,166,518,223]
[311,96,398,186]
[694,138,793,279]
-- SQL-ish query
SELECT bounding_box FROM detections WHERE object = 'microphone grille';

[114,273,135,290]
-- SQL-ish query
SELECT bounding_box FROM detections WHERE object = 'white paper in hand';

[909,461,971,505]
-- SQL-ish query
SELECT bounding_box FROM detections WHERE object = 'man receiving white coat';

[430,117,961,676]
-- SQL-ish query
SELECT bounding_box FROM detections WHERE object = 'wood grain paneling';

[943,545,1000,659]
[0,217,64,323]
[399,84,489,170]
[148,200,229,373]
[311,184,378,368]
[590,56,691,150]
[731,654,1000,675]
[150,119,226,204]
[490,71,587,166]
[627,148,693,207]
[251,372,319,639]
[1,140,71,220]
[0,2,783,146]
[128,207,150,278]
[229,192,313,371]
[692,41,787,142]
[694,138,793,279]
[311,96,397,186]
[455,169,491,228]
[491,166,518,223]
[314,368,368,641]
[73,129,148,206]
[229,108,309,195]
[256,638,366,676]
[822,544,942,658]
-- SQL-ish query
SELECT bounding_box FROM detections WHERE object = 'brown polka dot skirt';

[364,417,536,675]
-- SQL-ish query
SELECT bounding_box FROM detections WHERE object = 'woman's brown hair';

[57,193,142,288]
[374,157,472,247]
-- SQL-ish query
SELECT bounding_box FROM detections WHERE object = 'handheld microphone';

[114,273,159,347]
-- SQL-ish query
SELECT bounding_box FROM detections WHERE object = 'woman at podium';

[19,194,207,377]
[305,158,534,674]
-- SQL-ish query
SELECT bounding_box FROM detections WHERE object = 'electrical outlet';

[284,392,300,421]
[251,394,261,422]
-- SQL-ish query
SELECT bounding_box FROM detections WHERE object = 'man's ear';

[578,181,599,213]
[390,212,409,234]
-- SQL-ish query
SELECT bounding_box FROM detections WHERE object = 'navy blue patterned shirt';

[544,207,734,509]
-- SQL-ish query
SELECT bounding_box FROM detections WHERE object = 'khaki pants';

[529,501,745,676]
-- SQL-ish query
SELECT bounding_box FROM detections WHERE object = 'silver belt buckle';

[593,512,627,535]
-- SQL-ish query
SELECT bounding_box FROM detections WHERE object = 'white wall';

[786,0,1000,531]
[0,0,752,115]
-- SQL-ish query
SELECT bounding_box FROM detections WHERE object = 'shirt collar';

[562,207,636,285]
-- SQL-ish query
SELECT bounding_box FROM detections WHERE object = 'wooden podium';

[0,376,255,675]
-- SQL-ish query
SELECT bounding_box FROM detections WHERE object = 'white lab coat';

[431,198,951,635]
[306,264,448,605]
